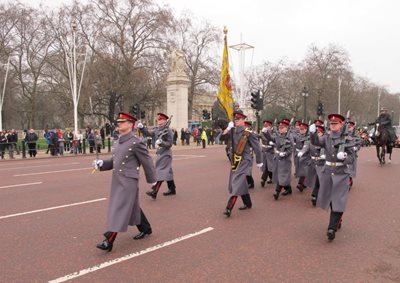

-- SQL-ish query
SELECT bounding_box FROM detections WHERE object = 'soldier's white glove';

[297,152,304,158]
[279,152,286,157]
[353,146,358,152]
[226,121,234,131]
[320,154,326,160]
[155,139,162,145]
[337,152,347,160]
[262,127,268,133]
[256,163,263,168]
[269,141,275,146]
[137,122,144,129]
[92,159,103,170]
[309,124,316,133]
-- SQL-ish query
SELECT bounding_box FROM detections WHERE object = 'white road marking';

[0,198,106,220]
[0,182,42,189]
[174,155,206,161]
[13,167,92,176]
[0,162,80,171]
[48,227,214,283]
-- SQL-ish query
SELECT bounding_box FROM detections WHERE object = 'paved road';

[1,145,399,282]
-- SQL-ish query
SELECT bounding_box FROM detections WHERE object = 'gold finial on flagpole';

[223,26,228,35]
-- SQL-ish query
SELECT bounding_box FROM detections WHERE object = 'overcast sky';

[18,0,400,93]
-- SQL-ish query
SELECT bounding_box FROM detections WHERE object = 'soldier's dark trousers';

[136,209,151,232]
[297,176,305,186]
[261,170,272,182]
[167,180,176,193]
[246,175,254,188]
[328,211,343,231]
[104,231,118,244]
[241,194,252,208]
[312,176,320,198]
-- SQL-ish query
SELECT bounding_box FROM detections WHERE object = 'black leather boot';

[273,185,282,200]
[164,180,176,195]
[96,231,117,252]
[146,190,157,199]
[133,228,152,240]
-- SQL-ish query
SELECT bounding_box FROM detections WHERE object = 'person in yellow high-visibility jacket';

[201,128,208,149]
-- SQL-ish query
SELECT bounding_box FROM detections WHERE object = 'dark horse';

[373,123,392,165]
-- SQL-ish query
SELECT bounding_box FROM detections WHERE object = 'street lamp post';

[301,86,308,121]
[338,69,342,114]
[63,20,88,136]
[0,55,10,131]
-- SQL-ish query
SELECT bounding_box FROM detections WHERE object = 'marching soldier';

[267,120,294,200]
[298,124,326,206]
[92,112,157,252]
[347,121,361,189]
[294,122,309,192]
[138,113,177,199]
[260,120,275,187]
[309,114,355,241]
[222,110,263,217]
[244,121,255,189]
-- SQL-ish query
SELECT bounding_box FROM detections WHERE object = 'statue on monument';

[169,50,186,74]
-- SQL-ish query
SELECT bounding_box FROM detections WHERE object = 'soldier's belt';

[311,156,321,160]
[325,161,344,167]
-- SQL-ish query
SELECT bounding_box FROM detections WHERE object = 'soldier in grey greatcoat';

[244,121,255,189]
[260,120,275,187]
[222,110,263,217]
[347,121,361,190]
[309,114,355,241]
[293,122,309,192]
[267,120,294,200]
[92,112,157,252]
[298,124,326,206]
[138,113,176,199]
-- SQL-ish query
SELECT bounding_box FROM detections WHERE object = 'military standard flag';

[217,27,234,121]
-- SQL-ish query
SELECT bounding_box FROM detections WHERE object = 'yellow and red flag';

[217,27,233,121]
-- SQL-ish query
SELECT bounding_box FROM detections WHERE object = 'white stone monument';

[166,50,189,132]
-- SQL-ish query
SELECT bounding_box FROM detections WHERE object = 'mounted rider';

[372,107,397,145]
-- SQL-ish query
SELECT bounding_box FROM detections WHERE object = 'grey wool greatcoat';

[294,134,309,177]
[227,126,262,196]
[299,140,325,188]
[261,130,275,172]
[270,133,293,186]
[100,132,156,232]
[310,130,355,212]
[141,126,174,181]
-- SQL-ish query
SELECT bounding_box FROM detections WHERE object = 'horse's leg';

[376,145,382,164]
[382,145,386,164]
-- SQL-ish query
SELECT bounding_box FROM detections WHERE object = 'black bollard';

[22,141,26,158]
[82,139,86,154]
[107,137,111,152]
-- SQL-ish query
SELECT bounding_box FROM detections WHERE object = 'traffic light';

[131,104,140,117]
[202,109,210,120]
[202,109,207,120]
[250,90,263,111]
[317,101,324,116]
[140,110,146,119]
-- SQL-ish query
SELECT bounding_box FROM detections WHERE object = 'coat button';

[119,169,122,172]
[136,167,139,170]
[126,155,129,158]
[122,162,125,165]
[129,148,132,151]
